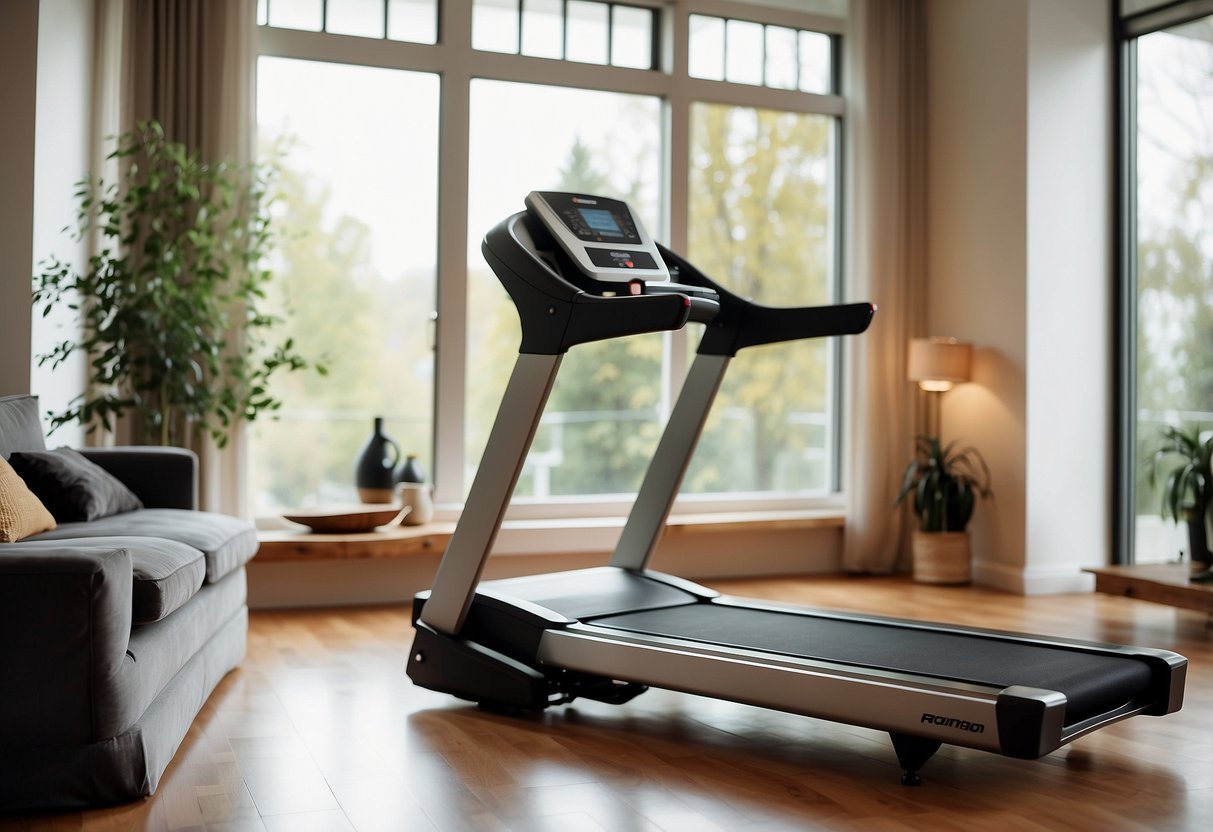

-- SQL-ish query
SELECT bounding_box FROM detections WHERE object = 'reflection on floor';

[5,575,1211,831]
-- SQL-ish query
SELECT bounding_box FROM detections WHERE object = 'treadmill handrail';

[484,213,695,355]
[654,243,876,357]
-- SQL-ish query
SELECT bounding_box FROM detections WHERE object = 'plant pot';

[912,530,971,585]
[1183,506,1212,579]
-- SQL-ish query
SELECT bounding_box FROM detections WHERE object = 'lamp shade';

[908,337,972,392]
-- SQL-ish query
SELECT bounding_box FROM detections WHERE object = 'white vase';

[398,483,434,526]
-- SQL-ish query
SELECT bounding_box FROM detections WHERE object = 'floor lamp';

[907,337,972,440]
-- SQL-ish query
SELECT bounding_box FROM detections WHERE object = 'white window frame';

[255,0,847,523]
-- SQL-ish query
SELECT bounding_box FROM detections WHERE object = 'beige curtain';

[842,0,927,573]
[92,0,256,516]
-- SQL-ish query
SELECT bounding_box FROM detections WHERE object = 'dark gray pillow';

[8,448,144,523]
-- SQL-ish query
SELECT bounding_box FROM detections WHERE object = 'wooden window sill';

[254,510,843,563]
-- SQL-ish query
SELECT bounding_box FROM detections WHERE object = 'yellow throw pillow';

[0,455,57,542]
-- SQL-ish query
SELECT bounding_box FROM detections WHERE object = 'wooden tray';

[281,505,409,534]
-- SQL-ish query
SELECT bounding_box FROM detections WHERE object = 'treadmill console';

[525,191,671,284]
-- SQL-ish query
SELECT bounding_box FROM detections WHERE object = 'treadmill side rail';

[538,624,1010,754]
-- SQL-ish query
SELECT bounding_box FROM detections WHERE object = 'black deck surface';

[590,602,1154,724]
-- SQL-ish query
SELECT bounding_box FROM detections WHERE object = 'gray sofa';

[0,394,258,810]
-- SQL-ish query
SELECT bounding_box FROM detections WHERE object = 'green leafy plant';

[1146,423,1213,524]
[33,120,321,447]
[895,436,992,533]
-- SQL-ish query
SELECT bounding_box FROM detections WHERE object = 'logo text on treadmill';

[921,713,985,733]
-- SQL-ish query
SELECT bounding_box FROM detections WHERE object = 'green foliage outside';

[1134,22,1213,523]
[469,104,837,499]
[255,96,837,508]
[32,121,317,449]
[685,104,835,493]
[249,140,433,509]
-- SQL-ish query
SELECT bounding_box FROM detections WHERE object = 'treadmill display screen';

[540,192,642,244]
[578,208,623,237]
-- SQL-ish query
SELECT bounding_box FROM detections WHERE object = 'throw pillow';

[0,456,57,542]
[8,448,143,523]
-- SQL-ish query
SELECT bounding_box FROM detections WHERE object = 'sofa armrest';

[0,543,133,747]
[78,447,199,510]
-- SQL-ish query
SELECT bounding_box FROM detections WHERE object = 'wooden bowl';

[281,505,409,534]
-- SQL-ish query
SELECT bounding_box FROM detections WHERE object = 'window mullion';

[433,0,476,507]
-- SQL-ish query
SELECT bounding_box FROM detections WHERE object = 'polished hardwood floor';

[5,575,1211,831]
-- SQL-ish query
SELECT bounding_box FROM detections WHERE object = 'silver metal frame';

[419,351,562,635]
[611,352,730,570]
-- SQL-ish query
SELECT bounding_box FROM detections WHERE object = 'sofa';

[0,394,258,810]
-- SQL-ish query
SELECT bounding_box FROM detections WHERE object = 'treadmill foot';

[889,733,942,786]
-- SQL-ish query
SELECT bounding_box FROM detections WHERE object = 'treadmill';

[409,191,1186,784]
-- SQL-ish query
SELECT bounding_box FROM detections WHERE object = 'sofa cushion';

[0,457,57,542]
[9,448,143,523]
[123,537,206,624]
[0,394,46,459]
[3,536,205,624]
[27,508,258,583]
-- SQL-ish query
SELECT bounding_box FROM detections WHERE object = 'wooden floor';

[5,575,1211,831]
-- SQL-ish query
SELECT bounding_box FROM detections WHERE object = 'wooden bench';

[1084,563,1213,615]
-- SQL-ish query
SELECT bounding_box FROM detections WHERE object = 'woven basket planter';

[912,530,971,585]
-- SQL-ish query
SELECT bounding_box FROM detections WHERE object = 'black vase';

[396,453,427,485]
[355,417,401,504]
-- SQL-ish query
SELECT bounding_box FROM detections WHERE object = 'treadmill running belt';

[590,603,1153,724]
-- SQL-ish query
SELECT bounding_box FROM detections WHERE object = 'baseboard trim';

[974,560,1096,595]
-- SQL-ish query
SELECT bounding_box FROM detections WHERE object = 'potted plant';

[895,436,992,584]
[1146,423,1213,579]
[32,120,319,448]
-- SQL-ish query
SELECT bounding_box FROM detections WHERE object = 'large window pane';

[1132,16,1213,562]
[686,103,837,494]
[252,58,439,512]
[466,80,662,499]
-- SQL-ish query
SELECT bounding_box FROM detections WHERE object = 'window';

[254,2,846,518]
[258,0,439,43]
[466,81,663,499]
[688,13,833,94]
[686,104,838,494]
[1118,3,1213,562]
[251,58,439,512]
[472,0,658,69]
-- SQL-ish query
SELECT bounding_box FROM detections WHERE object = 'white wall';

[926,0,1111,593]
[1023,0,1111,592]
[927,0,1030,587]
[0,1,39,398]
[31,0,93,444]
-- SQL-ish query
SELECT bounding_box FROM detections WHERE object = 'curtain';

[92,0,256,516]
[841,0,928,573]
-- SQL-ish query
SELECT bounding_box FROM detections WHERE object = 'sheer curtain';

[92,0,257,516]
[842,0,927,573]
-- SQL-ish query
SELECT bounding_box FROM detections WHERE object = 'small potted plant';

[1146,423,1213,580]
[895,436,992,584]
